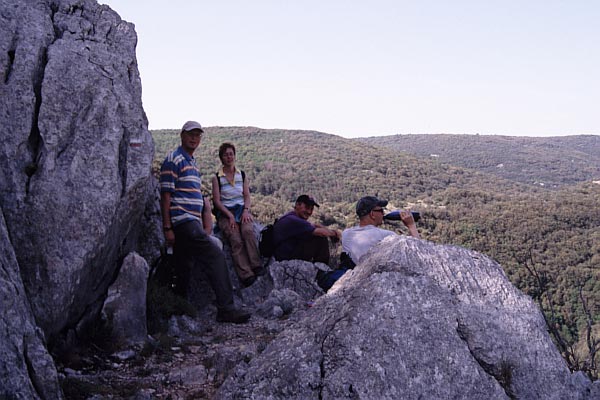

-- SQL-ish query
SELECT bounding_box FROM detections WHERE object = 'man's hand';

[164,229,175,246]
[330,229,341,243]
[400,210,415,226]
[400,210,420,238]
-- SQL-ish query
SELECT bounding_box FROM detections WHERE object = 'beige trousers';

[218,216,262,279]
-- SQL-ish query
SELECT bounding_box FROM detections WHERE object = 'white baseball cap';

[181,120,204,133]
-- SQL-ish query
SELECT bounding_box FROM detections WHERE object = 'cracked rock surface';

[0,0,153,348]
[216,236,599,399]
[1,1,153,398]
[0,211,62,399]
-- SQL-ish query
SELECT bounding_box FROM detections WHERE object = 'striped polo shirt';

[216,167,245,209]
[159,146,204,226]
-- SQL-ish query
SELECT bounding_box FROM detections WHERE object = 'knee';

[226,228,243,244]
[241,222,256,236]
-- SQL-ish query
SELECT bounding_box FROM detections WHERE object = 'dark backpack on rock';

[259,219,278,258]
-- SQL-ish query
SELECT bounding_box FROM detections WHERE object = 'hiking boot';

[241,276,256,287]
[216,308,251,324]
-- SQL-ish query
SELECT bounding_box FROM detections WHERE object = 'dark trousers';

[287,235,330,264]
[173,220,234,311]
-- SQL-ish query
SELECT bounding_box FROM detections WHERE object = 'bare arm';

[202,200,214,235]
[400,210,420,239]
[241,175,253,223]
[160,191,175,246]
[313,227,341,242]
[211,176,231,217]
[211,175,237,229]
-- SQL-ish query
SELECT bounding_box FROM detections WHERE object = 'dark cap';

[356,196,388,217]
[181,120,204,133]
[295,194,320,208]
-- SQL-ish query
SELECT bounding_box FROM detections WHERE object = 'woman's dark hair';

[218,142,236,161]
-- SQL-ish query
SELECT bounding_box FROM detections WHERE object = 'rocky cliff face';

[0,213,63,399]
[217,236,599,399]
[0,0,153,397]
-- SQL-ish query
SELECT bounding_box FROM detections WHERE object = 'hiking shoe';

[242,276,257,287]
[216,308,251,324]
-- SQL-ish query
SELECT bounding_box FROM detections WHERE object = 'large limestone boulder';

[0,0,154,348]
[216,235,599,399]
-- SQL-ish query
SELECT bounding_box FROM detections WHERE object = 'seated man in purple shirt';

[273,195,341,264]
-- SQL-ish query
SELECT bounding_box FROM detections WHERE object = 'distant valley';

[359,134,600,188]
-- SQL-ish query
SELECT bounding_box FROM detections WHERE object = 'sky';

[101,0,599,138]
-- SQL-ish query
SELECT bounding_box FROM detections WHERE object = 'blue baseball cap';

[356,196,388,217]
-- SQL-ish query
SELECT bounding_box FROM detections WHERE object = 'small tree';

[522,250,599,380]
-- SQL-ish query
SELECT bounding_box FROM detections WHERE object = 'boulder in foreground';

[217,235,599,399]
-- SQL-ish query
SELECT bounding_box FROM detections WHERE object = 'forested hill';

[153,127,541,226]
[153,127,600,369]
[359,134,600,188]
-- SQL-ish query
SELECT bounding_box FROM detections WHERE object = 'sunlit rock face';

[216,235,599,399]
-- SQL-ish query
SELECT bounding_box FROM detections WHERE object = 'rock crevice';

[456,319,516,399]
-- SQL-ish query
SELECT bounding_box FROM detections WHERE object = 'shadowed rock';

[0,213,62,399]
[268,259,324,301]
[216,235,599,399]
[101,252,149,347]
[1,0,152,397]
[0,0,153,345]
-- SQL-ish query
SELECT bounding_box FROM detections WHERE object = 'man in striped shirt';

[160,121,249,324]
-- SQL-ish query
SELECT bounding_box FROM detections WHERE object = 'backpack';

[259,219,278,258]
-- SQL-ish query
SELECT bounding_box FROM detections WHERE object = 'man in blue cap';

[342,196,420,265]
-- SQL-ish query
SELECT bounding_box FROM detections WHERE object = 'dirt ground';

[57,306,296,400]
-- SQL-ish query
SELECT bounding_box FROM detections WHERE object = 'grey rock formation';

[251,260,325,319]
[268,259,324,301]
[216,235,598,399]
[0,213,63,400]
[1,0,153,397]
[255,288,303,319]
[136,178,164,267]
[101,252,149,347]
[0,0,154,345]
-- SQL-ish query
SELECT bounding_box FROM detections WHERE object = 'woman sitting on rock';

[212,142,263,287]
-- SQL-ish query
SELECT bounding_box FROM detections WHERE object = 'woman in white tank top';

[212,142,263,287]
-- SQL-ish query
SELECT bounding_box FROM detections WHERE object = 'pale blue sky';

[101,0,599,138]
